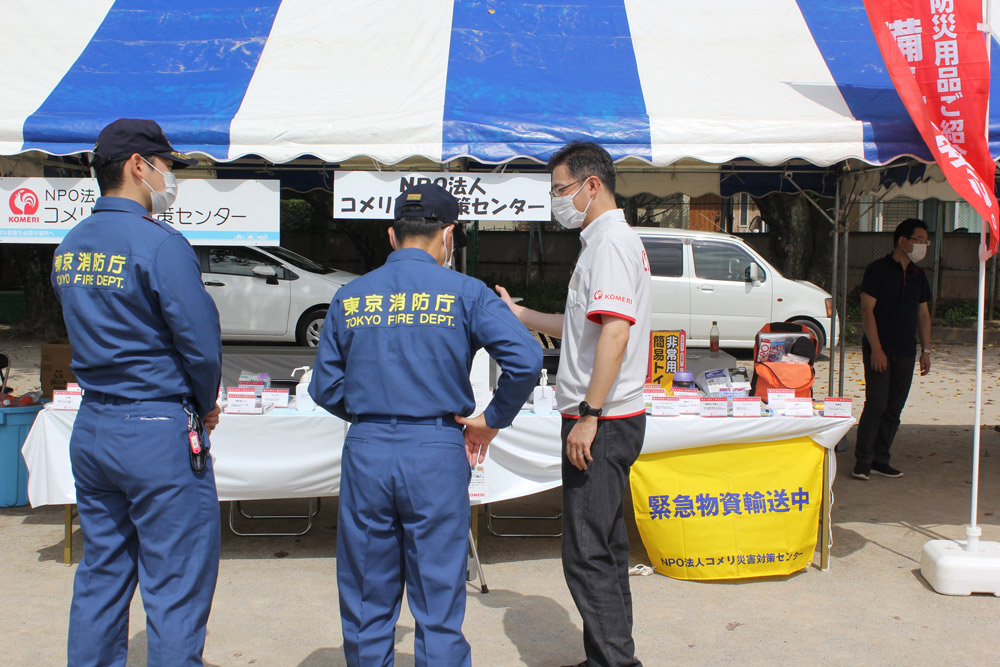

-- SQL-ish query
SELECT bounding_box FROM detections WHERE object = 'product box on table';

[647,330,686,393]
[41,339,76,399]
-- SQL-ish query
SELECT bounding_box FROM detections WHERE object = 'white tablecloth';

[21,405,855,507]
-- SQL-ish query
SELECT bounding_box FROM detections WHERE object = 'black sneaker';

[851,464,870,481]
[872,463,903,478]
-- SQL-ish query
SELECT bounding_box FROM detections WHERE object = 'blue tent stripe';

[442,0,651,163]
[796,0,930,163]
[21,1,281,160]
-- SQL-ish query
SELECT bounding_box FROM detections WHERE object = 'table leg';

[820,448,831,571]
[467,505,479,582]
[64,504,74,566]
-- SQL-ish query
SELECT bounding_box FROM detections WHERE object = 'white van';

[635,228,835,353]
[194,245,358,346]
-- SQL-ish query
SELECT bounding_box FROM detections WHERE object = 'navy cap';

[393,183,466,248]
[91,118,198,170]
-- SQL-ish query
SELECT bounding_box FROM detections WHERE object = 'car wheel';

[297,309,327,347]
[789,318,825,357]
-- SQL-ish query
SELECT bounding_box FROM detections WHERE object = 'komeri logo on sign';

[8,188,40,221]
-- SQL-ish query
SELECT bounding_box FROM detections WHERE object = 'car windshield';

[264,246,333,274]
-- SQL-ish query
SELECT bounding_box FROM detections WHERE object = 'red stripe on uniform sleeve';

[587,310,636,326]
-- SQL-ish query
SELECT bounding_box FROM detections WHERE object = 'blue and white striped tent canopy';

[3,0,1000,168]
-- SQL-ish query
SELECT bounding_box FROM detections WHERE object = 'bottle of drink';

[709,321,720,353]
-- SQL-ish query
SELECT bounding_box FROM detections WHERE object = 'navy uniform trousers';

[337,418,472,667]
[67,395,220,666]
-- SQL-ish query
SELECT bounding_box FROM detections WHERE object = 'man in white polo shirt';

[497,141,651,667]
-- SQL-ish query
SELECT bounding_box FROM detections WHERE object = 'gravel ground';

[1,335,998,666]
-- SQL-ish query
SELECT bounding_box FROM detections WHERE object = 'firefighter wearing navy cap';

[310,183,542,666]
[51,119,222,666]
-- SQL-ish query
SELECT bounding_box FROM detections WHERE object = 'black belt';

[351,414,462,429]
[83,391,187,406]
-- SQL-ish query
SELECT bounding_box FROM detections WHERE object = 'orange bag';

[751,362,815,400]
[750,322,818,402]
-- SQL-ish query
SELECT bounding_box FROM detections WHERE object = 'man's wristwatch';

[921,349,931,355]
[579,401,602,418]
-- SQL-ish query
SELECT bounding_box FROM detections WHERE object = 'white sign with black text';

[333,171,550,222]
[1,177,279,245]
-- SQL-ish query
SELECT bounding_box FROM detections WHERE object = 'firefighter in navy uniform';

[51,119,223,667]
[309,183,542,666]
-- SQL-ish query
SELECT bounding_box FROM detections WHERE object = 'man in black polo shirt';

[853,218,932,480]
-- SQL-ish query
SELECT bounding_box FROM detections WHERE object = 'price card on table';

[767,388,795,412]
[823,397,853,418]
[651,396,680,417]
[238,379,267,397]
[717,387,748,399]
[672,389,700,415]
[784,397,814,417]
[732,396,762,417]
[225,388,260,414]
[261,387,289,409]
[699,396,728,417]
[644,382,664,404]
[52,389,83,411]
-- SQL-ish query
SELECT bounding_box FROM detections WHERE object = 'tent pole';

[930,201,943,319]
[828,179,841,396]
[838,223,850,397]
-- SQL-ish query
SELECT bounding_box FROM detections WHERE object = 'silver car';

[195,245,357,346]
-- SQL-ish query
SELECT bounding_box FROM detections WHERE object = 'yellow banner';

[630,437,824,580]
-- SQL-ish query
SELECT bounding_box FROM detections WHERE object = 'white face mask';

[141,158,178,214]
[906,243,927,263]
[551,180,592,229]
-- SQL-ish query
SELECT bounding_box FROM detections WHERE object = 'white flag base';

[920,534,1000,596]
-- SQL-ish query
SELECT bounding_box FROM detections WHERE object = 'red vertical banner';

[865,0,998,257]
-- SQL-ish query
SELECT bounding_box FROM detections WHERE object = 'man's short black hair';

[393,205,448,244]
[894,218,928,247]
[547,140,616,193]
[95,153,155,195]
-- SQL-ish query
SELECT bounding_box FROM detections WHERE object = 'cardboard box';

[40,339,76,399]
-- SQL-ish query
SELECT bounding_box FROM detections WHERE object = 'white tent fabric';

[3,0,1000,168]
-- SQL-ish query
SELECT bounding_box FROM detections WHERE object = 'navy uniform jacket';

[51,196,222,417]
[309,248,542,429]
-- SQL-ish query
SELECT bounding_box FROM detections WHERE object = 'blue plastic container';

[0,404,45,507]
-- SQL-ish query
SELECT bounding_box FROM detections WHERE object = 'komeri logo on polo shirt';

[593,290,632,305]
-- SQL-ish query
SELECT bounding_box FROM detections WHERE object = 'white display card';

[784,397,814,417]
[644,382,665,405]
[823,397,853,418]
[699,397,728,417]
[651,396,680,417]
[225,388,260,414]
[767,388,795,412]
[732,397,762,417]
[261,387,289,408]
[52,389,83,411]
[238,380,267,397]
[677,394,700,415]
